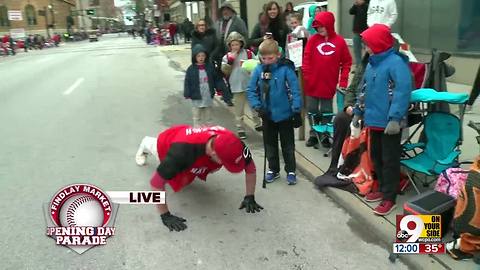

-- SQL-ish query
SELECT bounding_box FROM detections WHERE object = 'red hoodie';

[302,12,352,99]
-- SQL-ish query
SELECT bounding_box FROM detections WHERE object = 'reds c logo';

[316,42,336,56]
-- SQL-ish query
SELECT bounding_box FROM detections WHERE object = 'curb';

[295,151,451,270]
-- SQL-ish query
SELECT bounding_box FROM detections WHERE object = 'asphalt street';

[0,35,408,270]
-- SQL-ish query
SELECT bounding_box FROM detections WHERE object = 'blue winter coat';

[354,48,412,128]
[184,45,226,100]
[247,60,302,123]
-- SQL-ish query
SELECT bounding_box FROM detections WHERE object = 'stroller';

[401,88,469,193]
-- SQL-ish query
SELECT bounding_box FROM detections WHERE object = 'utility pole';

[77,0,87,31]
[48,2,55,32]
[43,6,50,38]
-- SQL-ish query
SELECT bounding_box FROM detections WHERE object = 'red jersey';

[155,125,253,192]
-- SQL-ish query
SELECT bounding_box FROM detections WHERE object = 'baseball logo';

[59,195,104,227]
[50,184,113,227]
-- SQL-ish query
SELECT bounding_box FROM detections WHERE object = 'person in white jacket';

[367,0,398,27]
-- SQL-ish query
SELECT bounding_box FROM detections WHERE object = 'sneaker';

[373,200,396,216]
[225,100,234,107]
[365,191,383,202]
[447,239,473,261]
[287,172,297,185]
[238,131,247,140]
[135,153,147,166]
[306,136,318,147]
[265,170,280,183]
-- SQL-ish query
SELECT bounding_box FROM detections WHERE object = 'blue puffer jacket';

[247,60,302,123]
[354,48,412,128]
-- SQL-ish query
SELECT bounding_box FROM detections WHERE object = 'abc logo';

[396,230,410,241]
[397,215,424,243]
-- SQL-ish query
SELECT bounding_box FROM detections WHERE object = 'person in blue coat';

[247,39,302,185]
[352,24,412,216]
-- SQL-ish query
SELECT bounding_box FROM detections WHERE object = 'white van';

[293,1,328,28]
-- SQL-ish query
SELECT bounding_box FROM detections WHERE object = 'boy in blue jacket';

[247,39,302,185]
[184,45,227,127]
[352,24,412,215]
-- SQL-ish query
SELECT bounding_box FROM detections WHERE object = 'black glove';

[239,195,264,213]
[292,112,302,128]
[161,212,187,232]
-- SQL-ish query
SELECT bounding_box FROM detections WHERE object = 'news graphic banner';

[44,183,165,254]
[393,215,445,254]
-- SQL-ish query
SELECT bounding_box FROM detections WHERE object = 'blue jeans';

[352,33,363,67]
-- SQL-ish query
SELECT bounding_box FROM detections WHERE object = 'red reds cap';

[213,133,245,173]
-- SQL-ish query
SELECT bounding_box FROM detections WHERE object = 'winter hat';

[225,31,246,48]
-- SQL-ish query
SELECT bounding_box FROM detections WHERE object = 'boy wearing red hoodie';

[352,24,412,215]
[302,12,352,148]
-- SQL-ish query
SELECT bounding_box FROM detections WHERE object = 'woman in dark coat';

[249,12,269,53]
[191,19,217,62]
[250,1,290,52]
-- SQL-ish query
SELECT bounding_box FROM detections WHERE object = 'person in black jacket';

[184,45,227,127]
[349,0,369,68]
[251,1,289,53]
[191,19,217,63]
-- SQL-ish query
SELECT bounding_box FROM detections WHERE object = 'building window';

[25,5,37,25]
[0,6,9,27]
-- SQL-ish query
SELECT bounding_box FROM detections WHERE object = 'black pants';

[263,118,296,173]
[370,130,402,202]
[327,111,351,174]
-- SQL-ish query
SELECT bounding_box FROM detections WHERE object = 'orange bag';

[337,128,378,195]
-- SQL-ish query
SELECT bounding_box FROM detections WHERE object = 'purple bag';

[434,168,468,199]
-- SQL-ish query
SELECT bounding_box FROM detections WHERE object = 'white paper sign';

[287,40,303,68]
[8,10,22,21]
[10,28,26,39]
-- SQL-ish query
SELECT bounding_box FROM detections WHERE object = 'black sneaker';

[225,100,234,107]
[238,131,247,140]
[306,136,318,147]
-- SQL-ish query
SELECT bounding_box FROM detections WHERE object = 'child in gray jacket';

[221,31,262,139]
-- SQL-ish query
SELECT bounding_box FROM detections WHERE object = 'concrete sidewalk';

[158,43,476,270]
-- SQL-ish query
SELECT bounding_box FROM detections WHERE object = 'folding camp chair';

[308,90,345,157]
[401,88,469,194]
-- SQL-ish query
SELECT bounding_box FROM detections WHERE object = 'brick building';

[0,0,77,36]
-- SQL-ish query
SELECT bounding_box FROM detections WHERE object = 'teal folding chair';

[401,112,462,193]
[308,90,345,157]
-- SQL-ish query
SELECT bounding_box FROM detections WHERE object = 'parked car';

[88,30,99,42]
[294,1,328,28]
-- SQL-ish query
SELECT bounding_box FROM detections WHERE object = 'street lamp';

[48,3,55,30]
